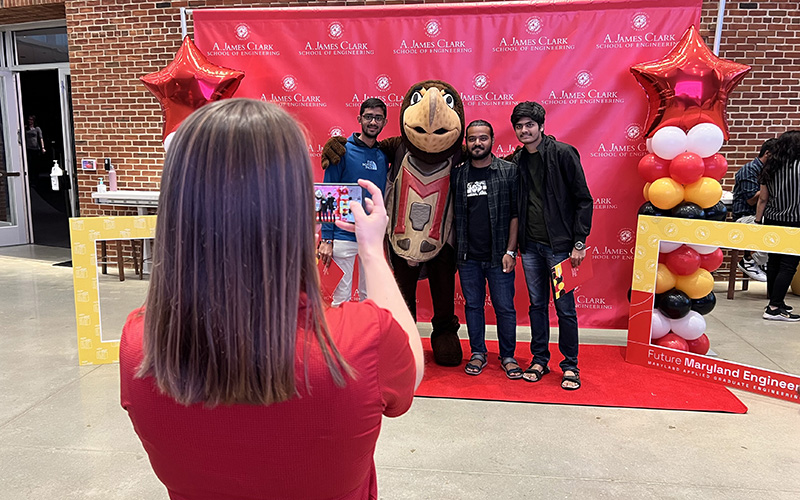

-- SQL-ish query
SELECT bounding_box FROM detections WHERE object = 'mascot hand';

[321,136,348,170]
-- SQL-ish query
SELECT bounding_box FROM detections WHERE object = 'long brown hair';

[138,99,350,406]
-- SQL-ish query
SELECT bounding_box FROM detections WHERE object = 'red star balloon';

[141,36,245,141]
[630,25,750,139]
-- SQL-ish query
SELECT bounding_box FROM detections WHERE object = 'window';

[14,27,68,65]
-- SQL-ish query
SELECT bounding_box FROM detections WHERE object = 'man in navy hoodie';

[319,98,389,306]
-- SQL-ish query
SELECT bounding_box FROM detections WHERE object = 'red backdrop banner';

[194,0,702,329]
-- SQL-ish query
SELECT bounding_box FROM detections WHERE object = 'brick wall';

[0,0,64,24]
[2,1,798,254]
[699,1,800,191]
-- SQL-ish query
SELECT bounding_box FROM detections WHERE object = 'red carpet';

[415,339,747,413]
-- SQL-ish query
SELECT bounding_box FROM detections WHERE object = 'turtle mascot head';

[399,80,465,164]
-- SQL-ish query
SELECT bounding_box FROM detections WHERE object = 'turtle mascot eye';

[321,80,466,366]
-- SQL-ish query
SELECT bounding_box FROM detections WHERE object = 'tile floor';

[1,245,799,499]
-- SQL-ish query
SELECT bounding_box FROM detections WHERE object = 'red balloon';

[141,36,245,141]
[669,152,705,185]
[654,333,690,351]
[637,154,670,183]
[702,153,729,181]
[630,25,751,140]
[699,248,724,272]
[686,334,710,355]
[664,245,701,276]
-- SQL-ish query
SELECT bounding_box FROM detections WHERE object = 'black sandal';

[464,353,488,376]
[523,362,550,383]
[561,371,581,391]
[499,357,523,380]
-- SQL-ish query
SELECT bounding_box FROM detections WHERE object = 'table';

[91,190,159,273]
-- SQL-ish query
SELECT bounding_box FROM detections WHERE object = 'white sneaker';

[738,258,767,282]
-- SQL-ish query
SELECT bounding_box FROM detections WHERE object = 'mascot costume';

[322,80,465,366]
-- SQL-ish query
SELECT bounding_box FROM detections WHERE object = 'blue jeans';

[457,259,517,359]
[520,242,579,372]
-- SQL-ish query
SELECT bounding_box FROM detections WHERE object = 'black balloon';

[671,202,706,219]
[638,202,671,217]
[704,201,728,221]
[658,288,692,319]
[654,293,663,309]
[691,291,717,315]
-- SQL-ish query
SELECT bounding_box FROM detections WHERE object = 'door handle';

[1,171,22,177]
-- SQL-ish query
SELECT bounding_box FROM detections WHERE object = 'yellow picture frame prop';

[627,216,800,403]
[69,215,157,365]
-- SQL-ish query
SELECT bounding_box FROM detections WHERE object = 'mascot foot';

[431,332,463,367]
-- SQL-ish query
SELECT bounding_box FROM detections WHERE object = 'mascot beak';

[403,86,462,154]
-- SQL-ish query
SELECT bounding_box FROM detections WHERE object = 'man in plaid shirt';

[732,138,776,282]
[450,120,521,379]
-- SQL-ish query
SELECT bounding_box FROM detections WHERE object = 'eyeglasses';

[361,114,385,123]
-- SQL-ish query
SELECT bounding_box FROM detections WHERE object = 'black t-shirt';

[466,164,492,261]
[521,149,550,245]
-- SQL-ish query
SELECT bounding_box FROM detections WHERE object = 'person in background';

[732,138,776,281]
[318,98,388,307]
[755,130,800,322]
[25,115,46,190]
[450,120,520,379]
[510,101,593,390]
[120,99,424,499]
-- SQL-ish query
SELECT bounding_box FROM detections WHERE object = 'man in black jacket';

[509,101,593,390]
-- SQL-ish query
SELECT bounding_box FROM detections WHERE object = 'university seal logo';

[281,75,298,92]
[575,70,593,88]
[235,23,251,40]
[626,123,643,141]
[424,19,441,37]
[631,12,649,31]
[525,16,543,34]
[472,73,489,90]
[328,21,344,40]
[375,74,392,92]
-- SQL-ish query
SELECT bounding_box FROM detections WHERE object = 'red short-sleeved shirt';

[120,300,416,500]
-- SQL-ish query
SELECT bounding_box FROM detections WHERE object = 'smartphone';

[314,183,363,224]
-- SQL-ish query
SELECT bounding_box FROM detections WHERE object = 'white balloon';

[686,123,724,158]
[688,244,717,255]
[651,310,671,340]
[163,132,176,152]
[646,138,654,154]
[669,311,706,341]
[651,126,687,160]
[659,241,683,253]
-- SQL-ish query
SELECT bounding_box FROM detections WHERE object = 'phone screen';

[313,183,363,224]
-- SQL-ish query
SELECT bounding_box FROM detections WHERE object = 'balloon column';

[632,25,750,220]
[651,243,723,354]
[141,36,245,149]
[630,26,750,354]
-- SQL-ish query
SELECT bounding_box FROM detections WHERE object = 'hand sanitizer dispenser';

[50,160,63,191]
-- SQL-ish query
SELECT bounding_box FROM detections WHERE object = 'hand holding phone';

[314,183,363,224]
[335,179,388,262]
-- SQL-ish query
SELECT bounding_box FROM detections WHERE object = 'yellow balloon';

[648,178,684,210]
[656,263,677,294]
[643,182,651,201]
[675,268,714,299]
[792,262,800,296]
[684,177,722,208]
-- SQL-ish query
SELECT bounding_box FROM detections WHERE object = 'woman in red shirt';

[120,99,424,500]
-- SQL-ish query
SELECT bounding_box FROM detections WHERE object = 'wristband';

[505,250,516,258]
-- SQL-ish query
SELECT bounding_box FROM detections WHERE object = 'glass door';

[0,69,28,246]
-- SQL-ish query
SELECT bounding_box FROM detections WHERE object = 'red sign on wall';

[194,0,702,329]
